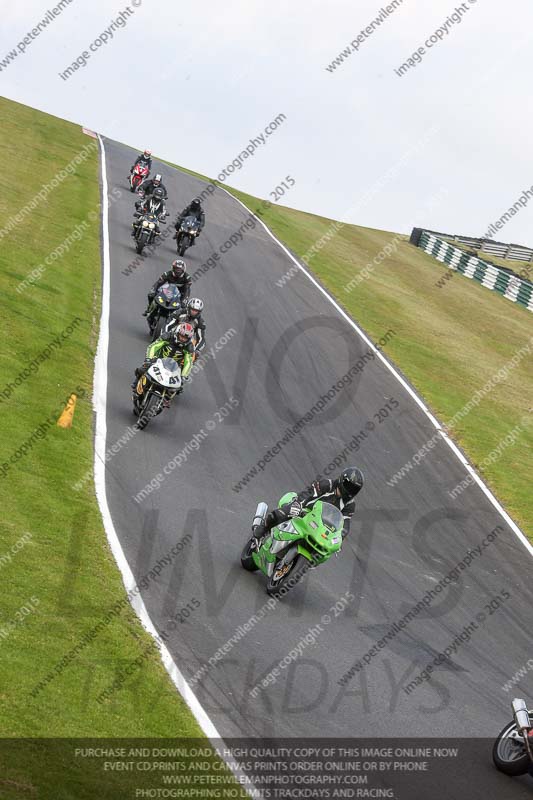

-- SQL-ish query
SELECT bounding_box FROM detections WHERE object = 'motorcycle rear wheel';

[241,539,259,571]
[493,721,532,775]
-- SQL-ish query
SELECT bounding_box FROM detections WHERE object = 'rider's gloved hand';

[288,500,302,518]
[311,480,322,496]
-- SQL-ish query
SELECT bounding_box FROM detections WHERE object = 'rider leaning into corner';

[252,467,364,549]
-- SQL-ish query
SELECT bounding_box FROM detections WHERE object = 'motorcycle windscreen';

[147,358,182,389]
[293,501,343,554]
[160,358,182,383]
[320,502,344,535]
[160,283,181,302]
[183,216,199,230]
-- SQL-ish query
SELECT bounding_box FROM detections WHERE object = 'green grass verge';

[0,97,246,798]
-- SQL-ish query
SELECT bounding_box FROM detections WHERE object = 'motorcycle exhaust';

[513,698,532,733]
[252,502,268,530]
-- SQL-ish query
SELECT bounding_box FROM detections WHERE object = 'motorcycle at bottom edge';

[493,697,533,777]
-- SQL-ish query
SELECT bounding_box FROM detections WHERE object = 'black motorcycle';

[146,282,182,341]
[176,215,200,256]
[493,697,533,776]
[132,211,164,255]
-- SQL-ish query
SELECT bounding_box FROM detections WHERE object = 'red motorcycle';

[129,163,150,193]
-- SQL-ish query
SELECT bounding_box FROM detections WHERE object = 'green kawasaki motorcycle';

[241,492,343,596]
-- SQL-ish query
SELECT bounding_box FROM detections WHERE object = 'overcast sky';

[2,0,533,245]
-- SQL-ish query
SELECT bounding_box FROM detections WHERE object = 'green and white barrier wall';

[411,229,533,313]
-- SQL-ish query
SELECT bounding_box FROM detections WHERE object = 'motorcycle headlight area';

[148,222,155,229]
[142,220,149,227]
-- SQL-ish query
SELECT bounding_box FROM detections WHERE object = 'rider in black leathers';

[130,149,152,173]
[142,174,168,198]
[136,174,168,212]
[132,188,167,240]
[143,260,192,317]
[136,187,167,218]
[166,298,206,352]
[252,468,364,548]
[175,198,205,242]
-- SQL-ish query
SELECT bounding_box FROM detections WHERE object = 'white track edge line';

[217,185,533,558]
[93,135,257,794]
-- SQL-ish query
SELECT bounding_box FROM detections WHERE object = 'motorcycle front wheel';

[266,553,309,597]
[493,721,532,776]
[136,393,161,430]
[151,315,166,342]
[178,235,190,256]
[136,232,149,254]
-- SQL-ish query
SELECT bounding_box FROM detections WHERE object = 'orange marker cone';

[57,394,77,428]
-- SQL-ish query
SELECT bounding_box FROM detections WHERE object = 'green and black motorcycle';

[241,492,343,596]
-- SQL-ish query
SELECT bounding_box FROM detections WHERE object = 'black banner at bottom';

[0,738,532,799]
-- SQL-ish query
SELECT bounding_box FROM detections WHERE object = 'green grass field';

[0,97,247,799]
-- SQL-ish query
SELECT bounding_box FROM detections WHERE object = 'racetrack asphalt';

[99,135,533,796]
